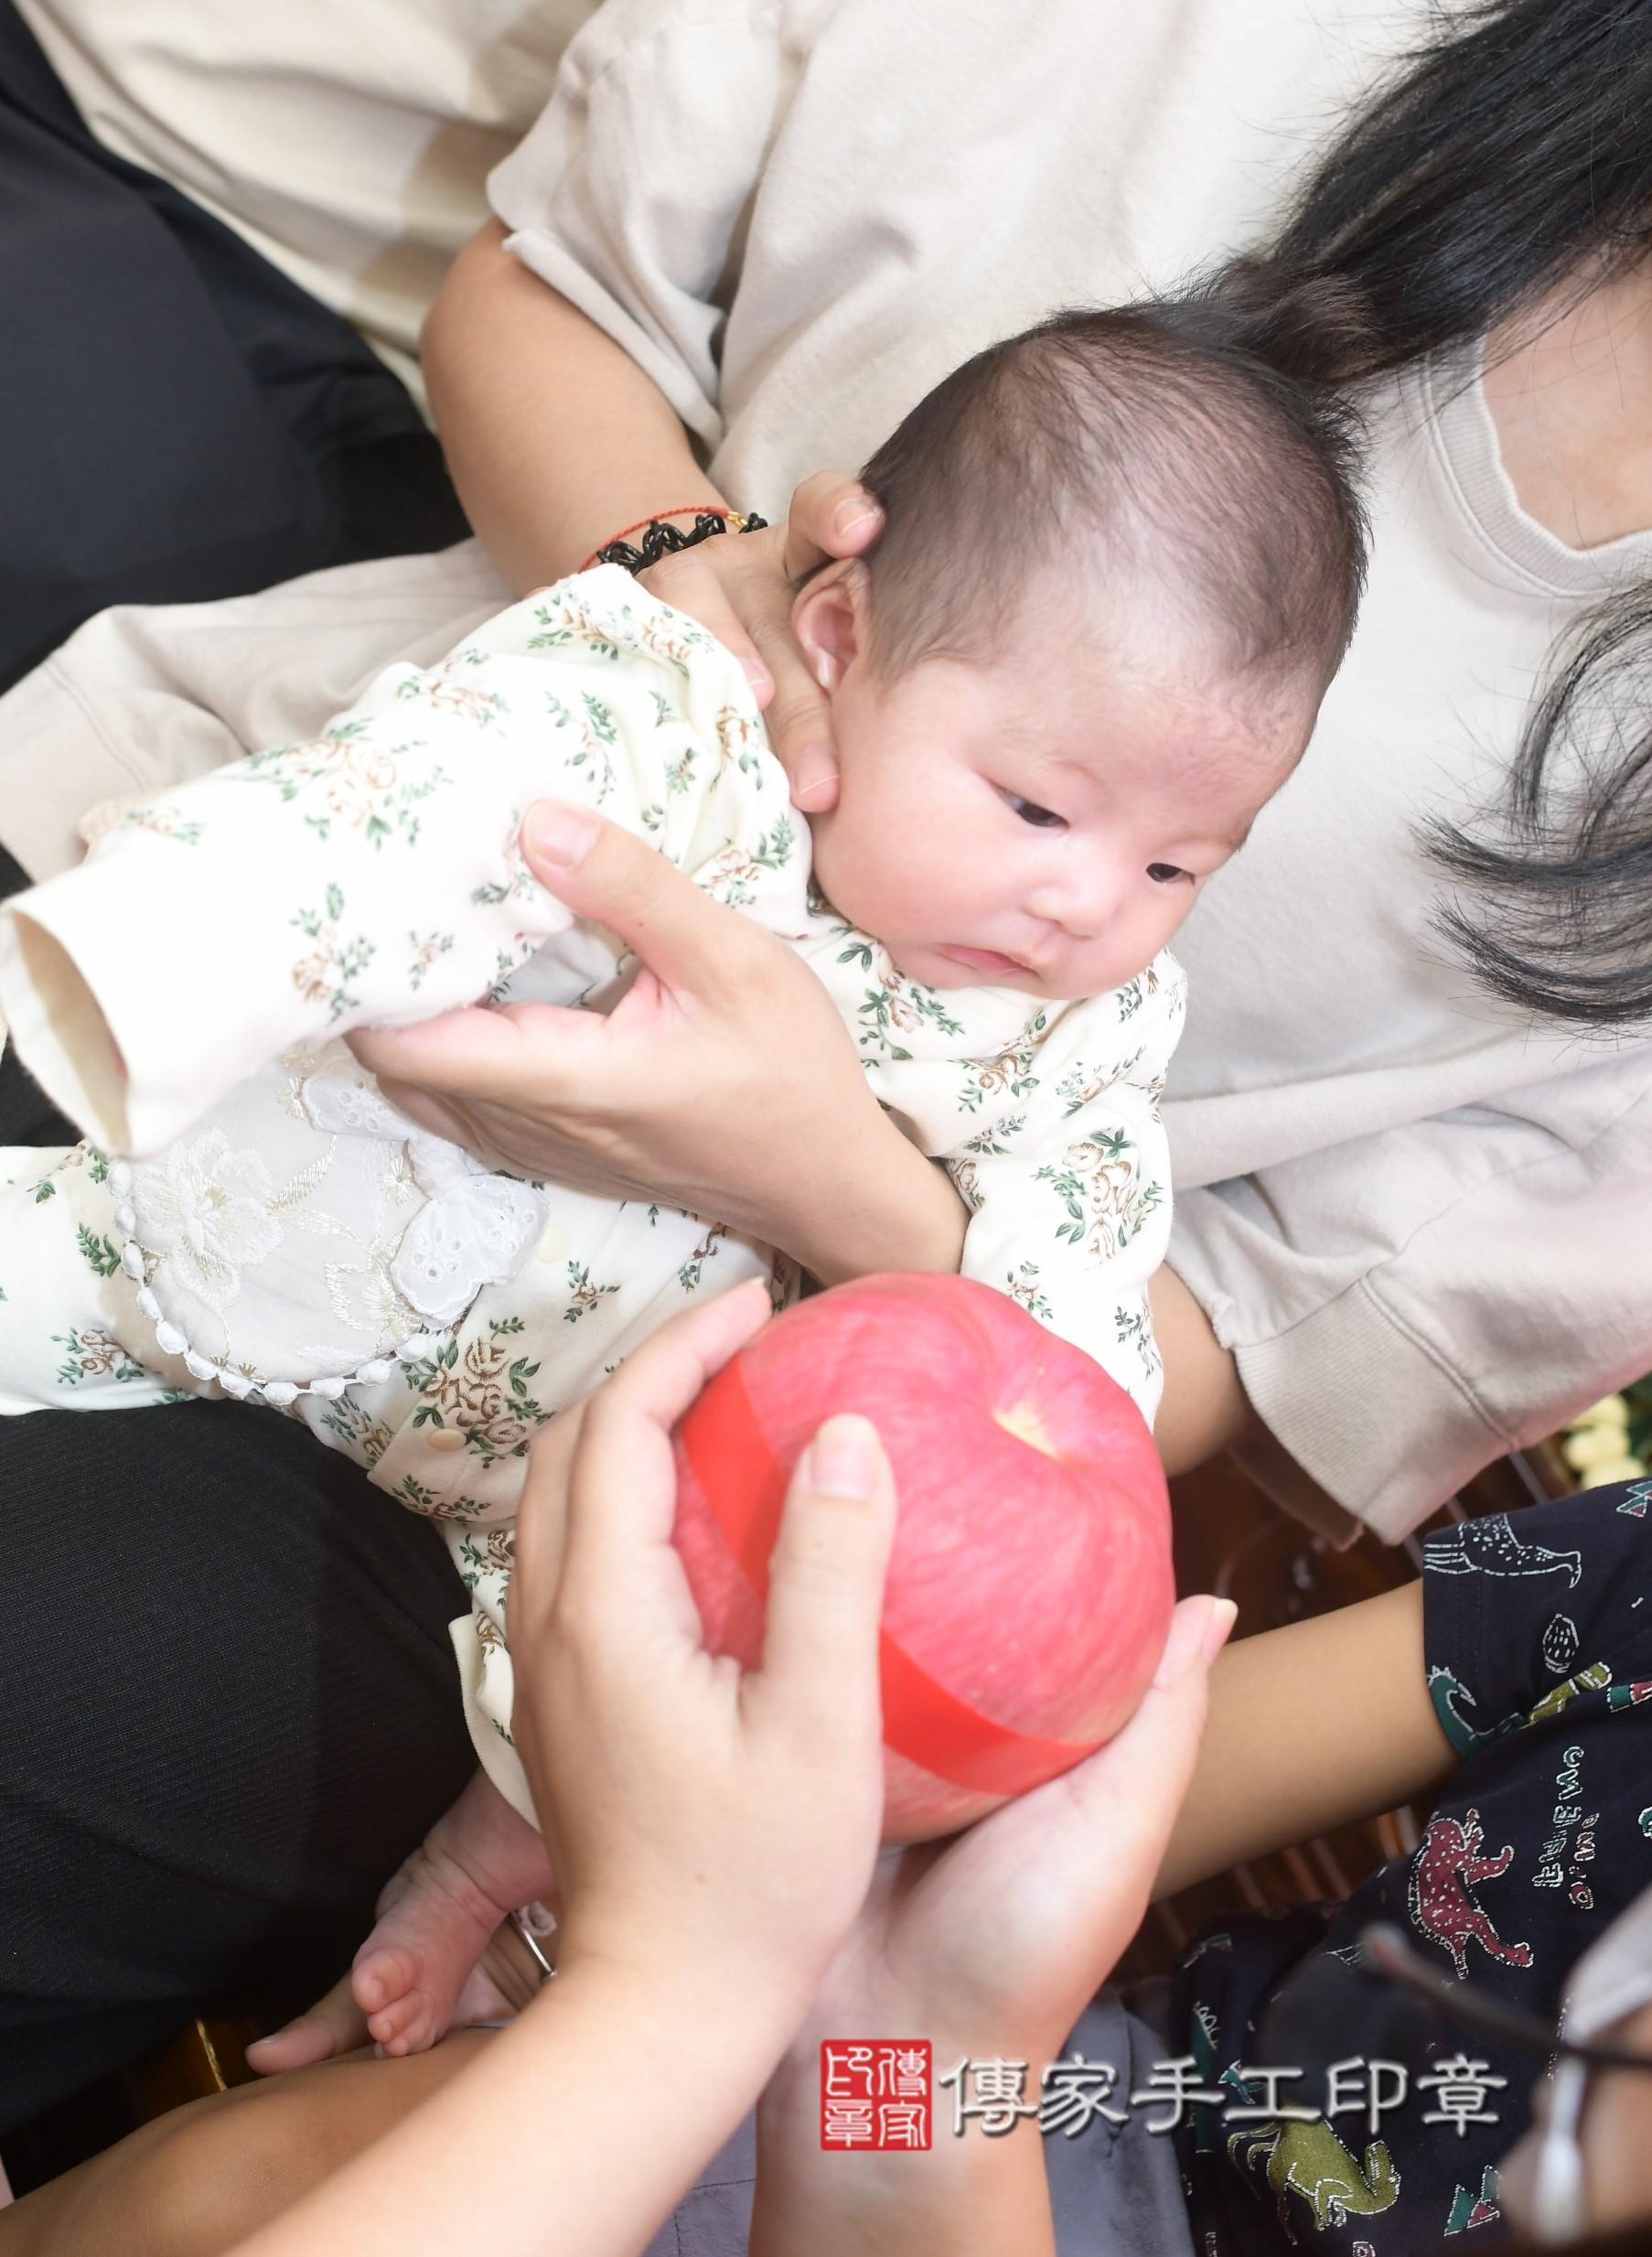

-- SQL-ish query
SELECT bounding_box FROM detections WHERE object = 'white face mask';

[1561,1883,1652,2040]
[1501,1881,1652,2242]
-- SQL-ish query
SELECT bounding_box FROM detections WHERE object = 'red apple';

[671,1272,1173,1842]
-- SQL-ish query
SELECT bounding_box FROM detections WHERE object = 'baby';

[0,288,1366,2049]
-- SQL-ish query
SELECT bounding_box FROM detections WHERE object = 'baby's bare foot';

[351,1770,555,2057]
[245,1919,549,2077]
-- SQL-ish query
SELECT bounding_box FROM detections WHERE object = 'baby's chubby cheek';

[802,796,888,937]
[803,701,965,945]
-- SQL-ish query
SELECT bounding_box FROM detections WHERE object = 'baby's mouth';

[935,944,1035,978]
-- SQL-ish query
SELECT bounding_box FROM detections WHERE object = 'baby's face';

[801,576,1314,1002]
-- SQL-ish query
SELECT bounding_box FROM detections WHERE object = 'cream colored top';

[2,0,1648,1537]
[16,0,595,392]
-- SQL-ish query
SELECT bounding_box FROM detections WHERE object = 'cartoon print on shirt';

[1527,1663,1612,1727]
[1539,1614,1580,1674]
[1533,1742,1600,1906]
[1227,2114,1400,2240]
[1178,1484,1652,2255]
[1443,2166,1500,2235]
[1407,1810,1534,1980]
[1428,1664,1522,1757]
[1421,1516,1582,1589]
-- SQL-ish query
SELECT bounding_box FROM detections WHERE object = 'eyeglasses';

[1357,1925,1652,2076]
[1358,1923,1652,2245]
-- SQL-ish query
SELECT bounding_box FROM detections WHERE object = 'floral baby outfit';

[0,566,1182,1816]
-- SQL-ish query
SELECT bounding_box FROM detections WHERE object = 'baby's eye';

[1147,863,1194,886]
[1003,792,1065,830]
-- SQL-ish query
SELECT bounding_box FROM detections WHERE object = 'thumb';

[755,1414,896,1748]
[785,472,884,579]
[348,994,606,1107]
[509,1402,588,1645]
[243,1970,370,2076]
[519,801,741,995]
[1049,1596,1235,1865]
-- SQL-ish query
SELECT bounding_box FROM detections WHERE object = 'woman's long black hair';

[1257,0,1652,1026]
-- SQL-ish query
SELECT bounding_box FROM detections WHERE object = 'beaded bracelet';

[582,506,768,575]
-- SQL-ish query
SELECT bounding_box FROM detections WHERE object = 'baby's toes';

[352,1942,416,2020]
[370,1989,438,2057]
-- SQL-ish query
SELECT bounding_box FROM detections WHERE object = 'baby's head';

[795,281,1368,999]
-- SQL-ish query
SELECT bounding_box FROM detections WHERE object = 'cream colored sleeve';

[0,571,769,1157]
[1170,1049,1652,1541]
[486,0,812,456]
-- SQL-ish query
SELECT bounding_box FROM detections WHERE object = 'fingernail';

[790,759,839,811]
[1203,1596,1239,1665]
[523,801,600,867]
[831,500,880,540]
[805,1414,879,1500]
[1153,1596,1237,1690]
[741,654,770,693]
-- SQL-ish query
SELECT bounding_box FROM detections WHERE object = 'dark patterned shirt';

[1171,1478,1652,2256]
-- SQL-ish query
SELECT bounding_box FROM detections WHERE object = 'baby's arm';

[945,957,1185,1426]
[0,571,762,1157]
[1153,1579,1454,1899]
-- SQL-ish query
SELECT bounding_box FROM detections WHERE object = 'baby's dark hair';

[857,264,1371,696]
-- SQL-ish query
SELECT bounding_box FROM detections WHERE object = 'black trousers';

[0,0,468,694]
[0,1396,480,2133]
[0,3,482,2123]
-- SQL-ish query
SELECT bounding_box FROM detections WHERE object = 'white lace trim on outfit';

[111,1053,546,1405]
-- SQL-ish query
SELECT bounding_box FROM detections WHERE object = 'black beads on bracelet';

[594,511,768,576]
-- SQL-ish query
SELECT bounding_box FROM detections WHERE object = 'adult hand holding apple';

[672,1273,1175,1840]
[748,1593,1232,2257]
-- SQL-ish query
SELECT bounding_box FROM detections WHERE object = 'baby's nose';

[1034,868,1124,942]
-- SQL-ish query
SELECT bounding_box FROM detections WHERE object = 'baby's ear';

[790,559,869,693]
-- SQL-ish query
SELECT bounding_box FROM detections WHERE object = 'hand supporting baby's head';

[792,275,1370,1001]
